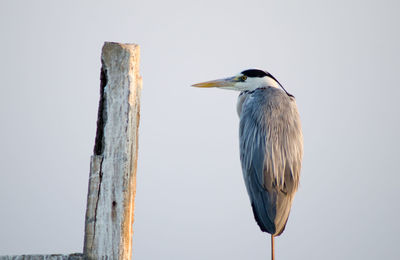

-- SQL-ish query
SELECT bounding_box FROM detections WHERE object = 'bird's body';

[193,69,303,259]
[238,87,302,235]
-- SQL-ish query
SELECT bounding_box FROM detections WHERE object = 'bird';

[192,69,303,260]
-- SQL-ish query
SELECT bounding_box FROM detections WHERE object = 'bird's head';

[192,69,290,95]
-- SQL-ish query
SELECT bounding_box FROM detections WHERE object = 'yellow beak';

[192,77,235,88]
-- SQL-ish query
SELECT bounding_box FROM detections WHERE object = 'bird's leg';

[271,235,275,260]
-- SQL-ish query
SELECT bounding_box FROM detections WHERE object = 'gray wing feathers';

[239,87,303,235]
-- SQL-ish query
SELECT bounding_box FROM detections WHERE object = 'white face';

[220,73,281,92]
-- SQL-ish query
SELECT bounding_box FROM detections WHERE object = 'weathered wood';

[0,42,141,260]
[0,254,84,260]
[83,42,141,260]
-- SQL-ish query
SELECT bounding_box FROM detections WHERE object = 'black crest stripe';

[241,69,268,78]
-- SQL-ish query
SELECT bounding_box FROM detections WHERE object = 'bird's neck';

[265,77,281,89]
[237,91,250,117]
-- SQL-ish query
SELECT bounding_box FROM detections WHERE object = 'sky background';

[0,0,399,259]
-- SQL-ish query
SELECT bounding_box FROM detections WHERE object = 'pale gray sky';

[0,0,399,259]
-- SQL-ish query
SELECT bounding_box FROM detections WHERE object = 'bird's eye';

[241,75,247,81]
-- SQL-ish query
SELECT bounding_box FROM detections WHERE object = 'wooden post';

[83,42,141,259]
[0,42,141,260]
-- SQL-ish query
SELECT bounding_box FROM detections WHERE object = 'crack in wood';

[93,64,108,156]
[90,156,104,253]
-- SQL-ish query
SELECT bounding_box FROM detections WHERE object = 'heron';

[192,69,303,260]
